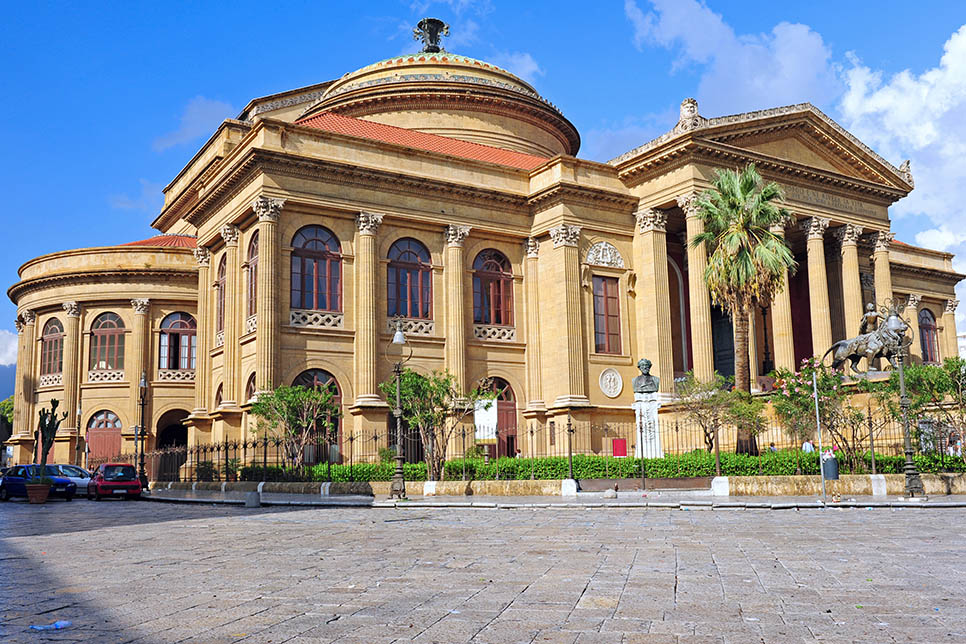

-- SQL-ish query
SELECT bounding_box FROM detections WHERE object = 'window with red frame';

[290,225,342,311]
[919,308,940,363]
[247,231,258,316]
[473,249,513,325]
[159,312,197,370]
[387,238,432,319]
[89,312,125,370]
[592,276,621,354]
[40,318,64,376]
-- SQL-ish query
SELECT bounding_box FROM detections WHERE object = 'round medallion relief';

[599,368,623,398]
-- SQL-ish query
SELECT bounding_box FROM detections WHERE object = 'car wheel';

[0,487,8,502]
[65,494,73,502]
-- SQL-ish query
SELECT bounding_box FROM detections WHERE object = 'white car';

[52,464,92,491]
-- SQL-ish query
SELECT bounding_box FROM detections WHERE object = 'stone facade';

[5,47,963,466]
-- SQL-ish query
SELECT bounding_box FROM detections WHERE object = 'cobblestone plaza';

[2,501,966,643]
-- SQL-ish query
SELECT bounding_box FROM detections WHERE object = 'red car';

[87,464,142,500]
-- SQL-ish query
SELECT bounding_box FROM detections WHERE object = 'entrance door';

[86,410,123,466]
[710,306,735,379]
[490,378,517,459]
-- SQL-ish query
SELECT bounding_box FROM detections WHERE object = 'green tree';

[250,385,342,469]
[0,395,12,449]
[675,372,732,475]
[379,369,493,481]
[690,163,797,453]
[883,357,966,452]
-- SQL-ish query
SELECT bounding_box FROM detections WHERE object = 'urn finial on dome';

[413,18,450,53]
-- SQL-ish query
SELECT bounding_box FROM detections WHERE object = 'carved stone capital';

[131,298,150,315]
[14,318,23,333]
[768,214,795,235]
[356,212,384,235]
[636,207,667,233]
[524,237,539,259]
[252,196,285,222]
[193,247,211,267]
[21,310,35,325]
[445,224,471,247]
[834,223,863,247]
[549,224,581,248]
[946,299,959,314]
[62,301,80,317]
[905,293,922,310]
[802,217,830,240]
[675,192,699,218]
[874,231,895,253]
[220,224,240,246]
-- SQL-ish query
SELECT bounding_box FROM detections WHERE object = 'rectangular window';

[592,276,621,354]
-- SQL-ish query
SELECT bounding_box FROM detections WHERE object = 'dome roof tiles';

[121,234,197,248]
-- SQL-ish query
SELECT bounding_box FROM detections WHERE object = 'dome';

[299,50,579,158]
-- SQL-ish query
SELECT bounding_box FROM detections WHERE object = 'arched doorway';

[86,410,122,464]
[490,378,517,458]
[293,369,342,465]
[155,409,189,481]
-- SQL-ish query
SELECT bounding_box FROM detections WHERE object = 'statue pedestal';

[633,392,664,459]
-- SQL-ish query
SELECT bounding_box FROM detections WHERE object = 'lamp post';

[386,317,412,499]
[137,371,149,491]
[895,337,925,497]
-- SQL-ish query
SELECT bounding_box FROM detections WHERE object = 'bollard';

[244,491,261,508]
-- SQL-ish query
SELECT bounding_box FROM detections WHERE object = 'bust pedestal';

[633,392,664,459]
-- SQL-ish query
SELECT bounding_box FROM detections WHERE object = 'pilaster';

[18,311,36,437]
[803,217,832,357]
[548,224,589,407]
[905,293,922,361]
[873,231,895,306]
[635,207,674,394]
[444,224,471,393]
[129,298,150,428]
[523,237,544,410]
[769,218,795,371]
[12,312,33,435]
[836,224,864,340]
[221,225,241,406]
[678,194,714,381]
[943,299,959,361]
[354,212,384,406]
[192,247,211,414]
[253,196,284,395]
[61,302,81,436]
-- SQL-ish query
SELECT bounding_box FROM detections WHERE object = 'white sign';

[474,399,497,442]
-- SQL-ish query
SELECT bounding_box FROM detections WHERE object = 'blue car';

[0,465,77,501]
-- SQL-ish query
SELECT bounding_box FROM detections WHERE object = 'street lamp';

[385,317,412,499]
[137,370,149,491]
[892,312,925,498]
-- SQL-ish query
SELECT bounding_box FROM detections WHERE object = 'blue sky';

[1,0,965,394]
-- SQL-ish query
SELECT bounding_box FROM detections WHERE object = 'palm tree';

[690,163,797,453]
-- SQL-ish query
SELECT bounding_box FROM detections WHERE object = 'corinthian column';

[636,207,674,394]
[678,194,714,381]
[905,293,922,361]
[836,224,864,340]
[192,248,210,414]
[769,217,796,371]
[548,224,588,406]
[445,224,471,393]
[354,212,384,406]
[943,299,959,361]
[803,217,832,356]
[873,231,895,306]
[129,299,150,429]
[12,312,34,435]
[523,238,544,409]
[61,302,81,439]
[252,196,284,395]
[221,224,241,406]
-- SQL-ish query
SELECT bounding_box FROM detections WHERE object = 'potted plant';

[26,399,68,504]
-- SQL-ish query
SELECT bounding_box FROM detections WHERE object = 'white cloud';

[153,96,235,152]
[109,178,163,213]
[489,51,543,84]
[409,0,492,16]
[0,330,17,367]
[624,0,840,115]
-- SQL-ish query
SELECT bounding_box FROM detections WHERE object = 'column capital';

[20,310,35,325]
[905,293,922,310]
[549,224,581,248]
[62,301,80,317]
[193,247,211,267]
[946,299,959,314]
[675,192,699,218]
[636,207,667,233]
[131,298,150,315]
[524,237,539,258]
[768,213,794,234]
[834,223,863,247]
[445,224,472,247]
[801,217,830,240]
[874,230,895,252]
[14,318,23,333]
[356,212,384,235]
[251,196,285,222]
[220,224,240,246]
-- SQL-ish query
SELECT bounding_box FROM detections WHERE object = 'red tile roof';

[121,234,197,248]
[296,112,549,170]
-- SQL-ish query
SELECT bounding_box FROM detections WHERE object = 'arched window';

[473,249,513,326]
[214,384,223,408]
[40,318,64,376]
[88,410,122,429]
[89,313,125,371]
[160,313,197,370]
[293,369,343,464]
[216,256,227,333]
[245,373,257,402]
[486,377,517,458]
[388,238,432,319]
[247,231,259,317]
[919,308,940,363]
[291,225,342,311]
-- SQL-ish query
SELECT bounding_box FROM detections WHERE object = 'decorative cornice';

[62,301,80,317]
[524,237,539,259]
[527,182,637,216]
[193,247,211,267]
[636,207,668,233]
[131,298,150,315]
[356,212,384,235]
[874,231,895,253]
[946,299,959,314]
[905,293,922,309]
[549,224,581,248]
[675,193,699,218]
[802,217,830,240]
[445,224,472,247]
[834,223,863,246]
[221,224,240,246]
[252,195,285,222]
[8,269,197,302]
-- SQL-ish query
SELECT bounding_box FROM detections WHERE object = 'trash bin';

[822,456,839,480]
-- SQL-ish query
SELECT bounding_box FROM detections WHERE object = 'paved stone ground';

[2,499,966,643]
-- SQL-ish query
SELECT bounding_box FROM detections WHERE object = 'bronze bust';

[632,358,659,394]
